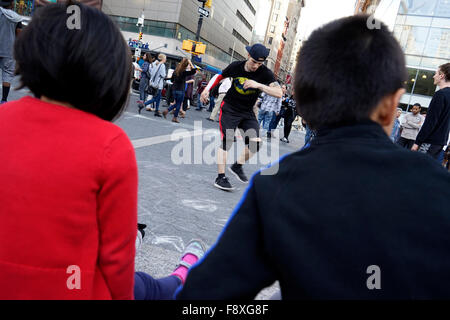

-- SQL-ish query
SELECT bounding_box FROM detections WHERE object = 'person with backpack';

[138,53,167,117]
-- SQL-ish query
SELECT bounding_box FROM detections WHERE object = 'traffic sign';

[198,7,209,17]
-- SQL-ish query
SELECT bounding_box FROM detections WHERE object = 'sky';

[297,0,357,40]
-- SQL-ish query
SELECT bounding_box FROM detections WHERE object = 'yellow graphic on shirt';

[233,77,257,95]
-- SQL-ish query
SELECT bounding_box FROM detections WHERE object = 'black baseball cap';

[245,44,270,62]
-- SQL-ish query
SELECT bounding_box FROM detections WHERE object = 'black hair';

[294,15,407,130]
[1,0,13,8]
[14,2,132,122]
[412,103,421,108]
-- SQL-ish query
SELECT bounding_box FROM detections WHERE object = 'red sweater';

[0,97,137,299]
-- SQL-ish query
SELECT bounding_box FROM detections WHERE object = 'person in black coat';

[176,15,450,300]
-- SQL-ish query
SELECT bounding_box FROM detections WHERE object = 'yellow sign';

[205,0,212,8]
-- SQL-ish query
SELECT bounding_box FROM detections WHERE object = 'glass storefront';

[394,0,450,110]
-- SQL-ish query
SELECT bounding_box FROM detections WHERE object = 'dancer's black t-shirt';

[221,61,276,112]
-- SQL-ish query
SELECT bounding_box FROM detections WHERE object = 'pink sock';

[171,254,199,284]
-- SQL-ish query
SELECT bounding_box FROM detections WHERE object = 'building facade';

[102,0,258,71]
[357,0,450,111]
[263,0,304,82]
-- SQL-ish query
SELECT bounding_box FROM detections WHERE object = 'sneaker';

[280,137,289,143]
[214,176,234,191]
[137,102,144,114]
[137,223,147,239]
[228,163,248,183]
[206,118,214,122]
[171,239,206,284]
[136,223,147,251]
[154,111,162,117]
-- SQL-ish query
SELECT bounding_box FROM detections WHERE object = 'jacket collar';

[314,120,391,143]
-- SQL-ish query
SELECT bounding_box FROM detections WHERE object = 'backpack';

[149,63,164,90]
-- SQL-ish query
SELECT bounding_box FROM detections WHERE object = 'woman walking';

[137,52,152,111]
[163,58,197,123]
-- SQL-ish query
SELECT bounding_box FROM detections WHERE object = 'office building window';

[275,1,281,10]
[236,10,253,32]
[243,0,256,15]
[232,29,250,46]
[268,37,273,45]
[273,14,278,22]
[270,25,275,33]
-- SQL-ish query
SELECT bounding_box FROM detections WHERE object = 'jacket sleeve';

[407,118,423,129]
[415,92,444,145]
[176,179,276,299]
[97,130,138,300]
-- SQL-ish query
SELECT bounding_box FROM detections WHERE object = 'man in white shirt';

[397,103,424,149]
[207,77,231,122]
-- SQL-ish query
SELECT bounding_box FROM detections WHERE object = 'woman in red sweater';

[0,2,204,300]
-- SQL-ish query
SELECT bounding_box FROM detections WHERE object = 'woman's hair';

[14,2,132,122]
[175,58,189,77]
[143,53,151,62]
[158,53,166,62]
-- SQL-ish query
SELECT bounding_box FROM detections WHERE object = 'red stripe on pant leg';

[219,101,225,140]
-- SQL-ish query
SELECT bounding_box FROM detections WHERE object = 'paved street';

[7,78,306,298]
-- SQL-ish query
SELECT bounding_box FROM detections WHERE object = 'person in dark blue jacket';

[176,15,450,300]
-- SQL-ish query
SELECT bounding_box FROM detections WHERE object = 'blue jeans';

[167,90,185,117]
[208,96,215,112]
[197,94,205,109]
[144,89,162,111]
[139,78,148,102]
[134,272,181,300]
[258,110,276,131]
[270,113,282,132]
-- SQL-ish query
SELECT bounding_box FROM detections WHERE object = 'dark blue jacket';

[177,120,450,299]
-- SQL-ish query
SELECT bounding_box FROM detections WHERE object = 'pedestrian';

[0,0,23,104]
[268,85,288,137]
[397,103,423,149]
[207,77,231,122]
[280,94,297,143]
[195,74,208,110]
[183,73,195,112]
[162,58,197,123]
[390,107,402,142]
[412,63,450,159]
[136,52,152,111]
[207,84,217,112]
[200,43,282,191]
[258,83,282,139]
[132,56,142,81]
[176,15,450,300]
[0,2,205,300]
[138,53,167,117]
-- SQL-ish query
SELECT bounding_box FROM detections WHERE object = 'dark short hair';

[294,15,407,130]
[439,63,450,82]
[14,2,131,121]
[412,103,421,108]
